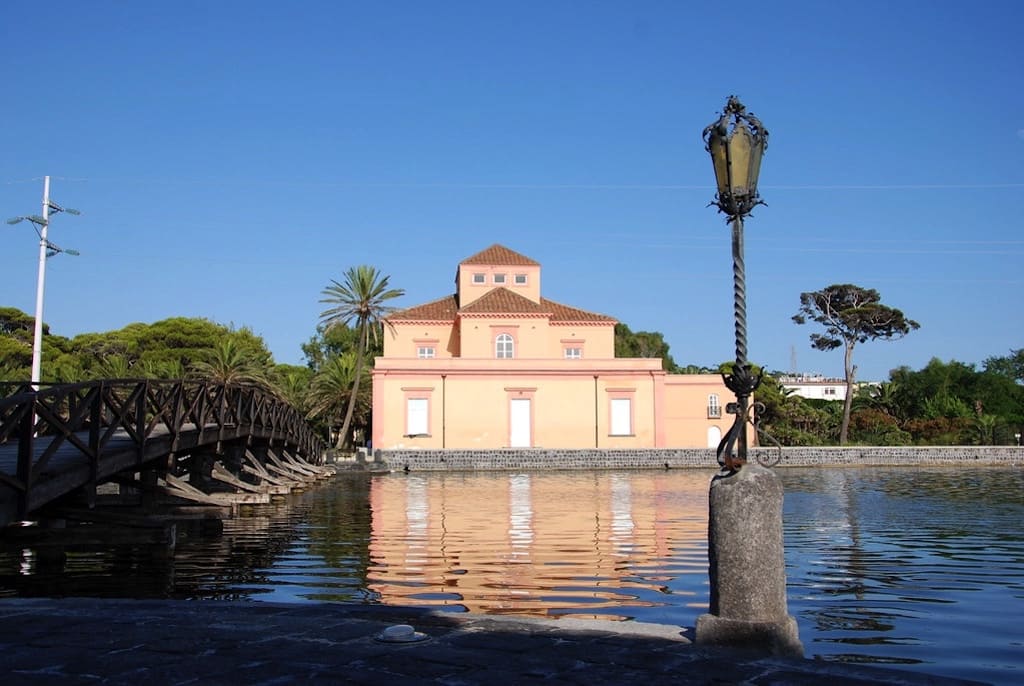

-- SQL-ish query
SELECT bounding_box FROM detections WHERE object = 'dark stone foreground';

[0,598,985,685]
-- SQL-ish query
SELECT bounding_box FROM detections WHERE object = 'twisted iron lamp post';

[695,97,802,656]
[703,96,768,472]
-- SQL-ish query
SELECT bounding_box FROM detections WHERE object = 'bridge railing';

[0,379,327,519]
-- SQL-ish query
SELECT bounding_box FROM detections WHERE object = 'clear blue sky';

[2,0,1021,381]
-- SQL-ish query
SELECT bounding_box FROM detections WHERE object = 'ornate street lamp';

[703,96,768,472]
[696,97,801,656]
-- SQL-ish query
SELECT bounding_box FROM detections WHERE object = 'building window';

[417,346,435,359]
[610,398,632,436]
[514,274,527,285]
[708,394,721,418]
[472,273,485,284]
[406,398,429,436]
[493,273,507,284]
[496,333,514,359]
[564,347,582,359]
[824,388,837,396]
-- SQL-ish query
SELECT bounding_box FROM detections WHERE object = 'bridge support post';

[189,451,217,493]
[221,442,248,480]
[140,467,161,509]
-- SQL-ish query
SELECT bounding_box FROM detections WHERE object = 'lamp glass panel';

[747,137,764,193]
[709,136,730,195]
[727,126,753,195]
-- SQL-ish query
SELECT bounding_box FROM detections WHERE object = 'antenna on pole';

[5,175,81,386]
[790,345,797,375]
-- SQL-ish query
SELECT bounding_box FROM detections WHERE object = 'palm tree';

[305,352,359,432]
[189,337,269,388]
[319,265,404,449]
[92,354,135,380]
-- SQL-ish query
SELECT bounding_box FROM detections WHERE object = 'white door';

[707,425,722,449]
[510,398,531,447]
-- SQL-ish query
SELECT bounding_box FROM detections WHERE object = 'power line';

[4,176,1024,191]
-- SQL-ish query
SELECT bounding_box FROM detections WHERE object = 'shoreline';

[367,445,1024,472]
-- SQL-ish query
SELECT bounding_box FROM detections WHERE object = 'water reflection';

[782,467,1024,684]
[365,471,709,619]
[1,467,1021,684]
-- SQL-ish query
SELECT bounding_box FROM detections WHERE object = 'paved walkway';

[0,598,984,685]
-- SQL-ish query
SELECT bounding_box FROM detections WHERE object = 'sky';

[2,0,1022,381]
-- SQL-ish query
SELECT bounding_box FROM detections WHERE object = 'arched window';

[495,333,514,359]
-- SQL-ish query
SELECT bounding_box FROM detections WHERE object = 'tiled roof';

[389,289,615,323]
[388,294,459,321]
[460,244,540,266]
[542,297,615,323]
[459,288,551,315]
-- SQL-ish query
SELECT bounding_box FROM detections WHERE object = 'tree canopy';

[614,323,679,371]
[793,284,919,444]
[984,348,1024,385]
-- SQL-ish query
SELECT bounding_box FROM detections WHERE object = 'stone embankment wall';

[373,446,1023,471]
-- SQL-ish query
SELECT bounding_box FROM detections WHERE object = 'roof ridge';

[459,287,549,314]
[460,244,540,266]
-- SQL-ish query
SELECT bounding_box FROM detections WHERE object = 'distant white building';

[777,374,852,401]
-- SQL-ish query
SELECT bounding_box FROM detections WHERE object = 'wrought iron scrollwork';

[715,383,782,473]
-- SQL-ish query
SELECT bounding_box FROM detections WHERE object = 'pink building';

[371,244,733,450]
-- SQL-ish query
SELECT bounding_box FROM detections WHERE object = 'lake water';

[1,466,1021,684]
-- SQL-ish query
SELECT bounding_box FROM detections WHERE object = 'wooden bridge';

[0,379,331,528]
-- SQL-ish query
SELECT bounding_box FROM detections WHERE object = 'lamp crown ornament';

[703,95,769,220]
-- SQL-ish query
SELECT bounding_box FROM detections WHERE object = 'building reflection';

[366,471,709,618]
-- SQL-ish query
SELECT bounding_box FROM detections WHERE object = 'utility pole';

[31,176,53,387]
[6,176,80,387]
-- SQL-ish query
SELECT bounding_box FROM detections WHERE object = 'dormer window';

[514,274,528,285]
[472,273,486,284]
[493,273,506,285]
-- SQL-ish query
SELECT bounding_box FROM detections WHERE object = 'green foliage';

[302,322,382,371]
[983,348,1024,385]
[188,336,271,388]
[0,336,31,373]
[614,323,678,371]
[92,354,135,379]
[319,266,404,449]
[793,283,919,445]
[754,374,837,446]
[847,408,912,445]
[0,307,40,339]
[270,363,314,411]
[676,363,717,374]
[0,308,278,386]
[890,357,1024,444]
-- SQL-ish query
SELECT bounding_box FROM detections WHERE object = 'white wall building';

[777,374,851,401]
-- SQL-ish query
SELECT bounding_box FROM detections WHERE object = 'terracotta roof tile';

[541,297,616,323]
[459,288,550,315]
[461,244,540,266]
[389,291,615,324]
[388,294,459,321]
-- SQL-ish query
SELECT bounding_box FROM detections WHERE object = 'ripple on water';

[1,467,1021,684]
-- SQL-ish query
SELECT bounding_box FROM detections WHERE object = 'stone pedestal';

[695,464,803,657]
